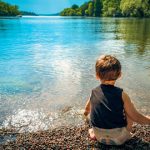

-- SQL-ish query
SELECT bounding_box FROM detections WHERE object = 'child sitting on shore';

[84,55,150,145]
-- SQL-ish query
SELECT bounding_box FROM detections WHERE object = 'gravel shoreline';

[0,123,150,150]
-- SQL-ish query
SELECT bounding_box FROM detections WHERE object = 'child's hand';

[83,110,90,124]
[84,110,89,116]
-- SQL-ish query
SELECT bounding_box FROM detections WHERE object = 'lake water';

[0,16,150,132]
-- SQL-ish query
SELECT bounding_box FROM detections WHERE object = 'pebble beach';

[0,123,149,150]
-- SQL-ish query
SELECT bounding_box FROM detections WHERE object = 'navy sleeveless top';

[90,84,127,129]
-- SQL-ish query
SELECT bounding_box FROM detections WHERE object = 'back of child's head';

[95,55,121,81]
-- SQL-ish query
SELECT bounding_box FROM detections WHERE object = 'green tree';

[21,11,37,16]
[60,0,150,17]
[94,0,102,16]
[142,0,150,17]
[85,9,89,16]
[76,8,82,16]
[68,9,76,16]
[60,8,76,16]
[80,2,89,16]
[0,0,20,16]
[71,4,79,10]
[60,7,82,16]
[102,0,121,17]
[120,0,150,17]
[88,2,94,16]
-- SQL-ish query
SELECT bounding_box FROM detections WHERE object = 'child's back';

[84,55,150,145]
[90,84,126,129]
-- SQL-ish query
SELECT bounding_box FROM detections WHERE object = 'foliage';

[102,0,122,17]
[120,0,150,17]
[60,0,150,17]
[88,2,94,16]
[60,3,89,16]
[0,0,20,16]
[60,8,81,16]
[71,4,79,10]
[21,11,38,16]
[85,9,89,16]
[80,2,89,16]
[94,0,102,17]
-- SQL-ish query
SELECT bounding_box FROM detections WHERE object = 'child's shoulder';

[91,85,101,92]
[91,85,123,96]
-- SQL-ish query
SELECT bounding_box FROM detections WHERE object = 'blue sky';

[5,0,88,14]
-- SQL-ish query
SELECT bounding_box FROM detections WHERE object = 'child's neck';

[101,80,116,85]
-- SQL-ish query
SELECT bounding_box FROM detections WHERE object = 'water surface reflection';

[0,17,149,131]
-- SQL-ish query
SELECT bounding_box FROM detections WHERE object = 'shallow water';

[0,16,150,132]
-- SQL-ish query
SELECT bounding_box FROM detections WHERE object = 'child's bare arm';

[84,99,91,116]
[122,92,150,125]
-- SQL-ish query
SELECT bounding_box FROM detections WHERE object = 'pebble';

[0,124,150,149]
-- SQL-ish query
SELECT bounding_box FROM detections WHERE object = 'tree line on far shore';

[60,0,150,17]
[0,0,37,16]
[0,0,20,16]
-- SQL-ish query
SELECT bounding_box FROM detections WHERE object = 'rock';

[0,124,150,149]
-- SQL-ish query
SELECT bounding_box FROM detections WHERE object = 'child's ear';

[96,74,100,80]
[118,72,122,78]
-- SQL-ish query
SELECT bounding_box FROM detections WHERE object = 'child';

[84,55,150,145]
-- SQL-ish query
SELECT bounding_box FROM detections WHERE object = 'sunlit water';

[0,16,150,132]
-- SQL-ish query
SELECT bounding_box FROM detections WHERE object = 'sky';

[5,0,88,14]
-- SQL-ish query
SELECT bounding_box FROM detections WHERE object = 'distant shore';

[0,123,149,150]
[0,15,22,19]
